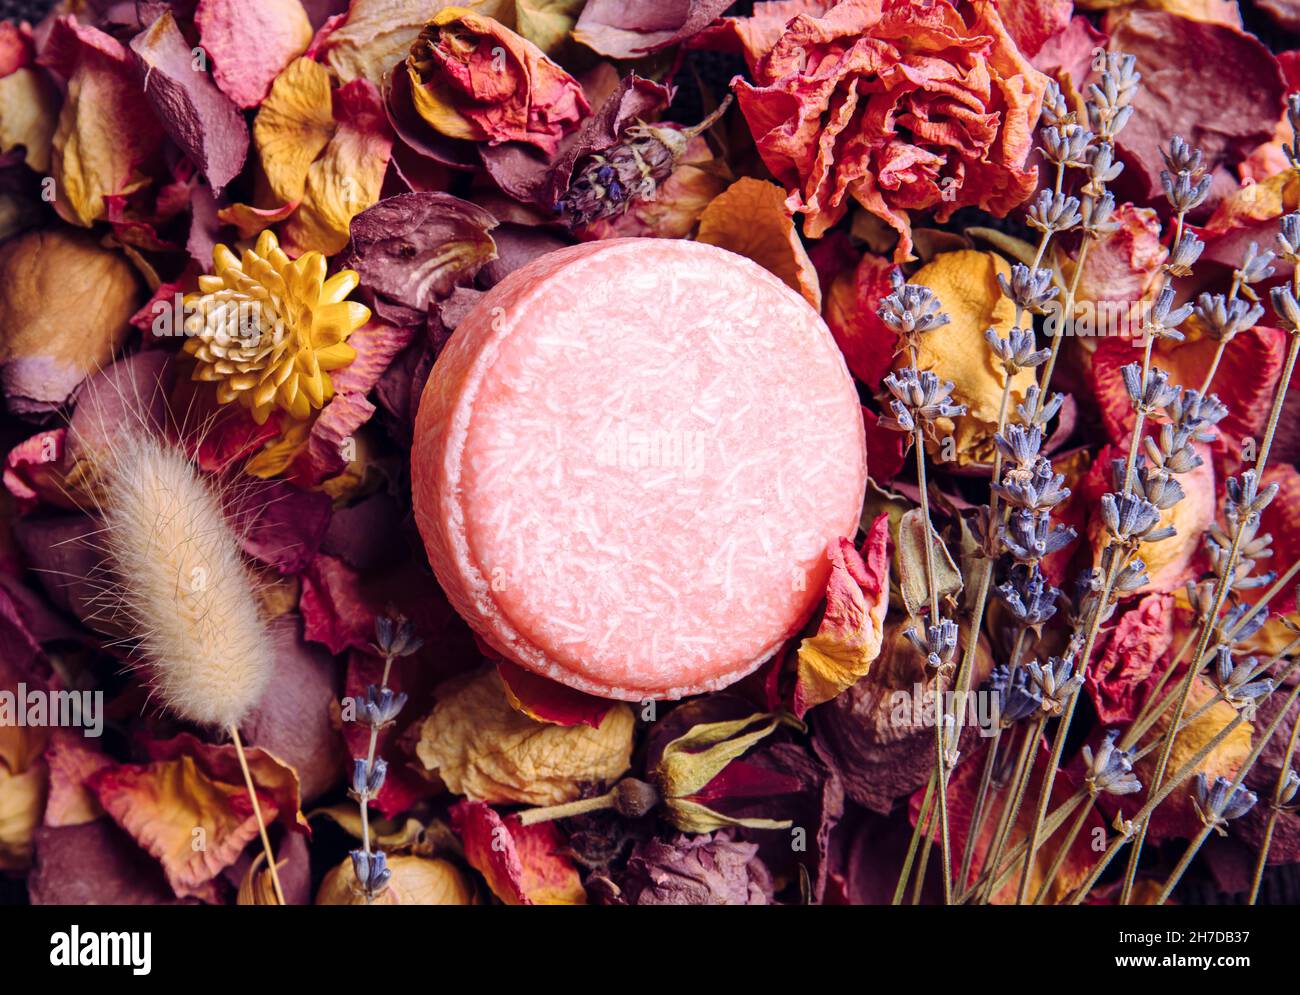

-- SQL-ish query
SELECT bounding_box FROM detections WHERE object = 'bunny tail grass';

[97,432,272,729]
[96,433,283,904]
[230,724,286,906]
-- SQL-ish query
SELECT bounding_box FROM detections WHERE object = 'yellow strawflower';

[183,230,370,424]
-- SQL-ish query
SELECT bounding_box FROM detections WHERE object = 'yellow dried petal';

[251,57,335,205]
[906,250,1037,466]
[416,669,635,807]
[321,270,361,303]
[697,177,822,310]
[0,67,59,174]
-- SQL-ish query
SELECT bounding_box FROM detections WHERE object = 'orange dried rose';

[711,0,1047,259]
[405,8,588,155]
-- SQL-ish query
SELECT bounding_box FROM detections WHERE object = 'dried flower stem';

[1013,550,1121,900]
[960,626,1028,889]
[517,791,624,826]
[911,805,937,906]
[1156,677,1300,904]
[976,716,1044,904]
[1035,233,1092,409]
[1064,642,1300,902]
[971,562,1297,902]
[1019,200,1204,902]
[1068,711,1250,903]
[1021,650,1300,901]
[892,773,936,904]
[1031,790,1094,904]
[1120,327,1298,903]
[1248,699,1300,903]
[1199,341,1230,397]
[952,150,1065,889]
[1125,635,1299,752]
[230,724,285,905]
[912,424,954,902]
[357,651,394,904]
[348,616,420,904]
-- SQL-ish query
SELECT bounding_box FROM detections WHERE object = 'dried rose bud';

[556,96,732,229]
[612,778,660,819]
[653,711,795,834]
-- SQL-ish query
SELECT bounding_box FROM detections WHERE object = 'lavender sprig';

[349,613,421,903]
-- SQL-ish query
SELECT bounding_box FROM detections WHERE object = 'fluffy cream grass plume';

[89,423,285,904]
[97,431,272,729]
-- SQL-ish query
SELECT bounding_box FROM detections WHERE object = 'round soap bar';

[412,238,866,700]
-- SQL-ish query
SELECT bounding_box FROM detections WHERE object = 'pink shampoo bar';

[412,238,866,700]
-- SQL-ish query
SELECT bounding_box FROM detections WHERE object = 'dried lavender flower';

[1278,770,1300,810]
[1086,54,1140,138]
[998,264,1059,315]
[995,565,1062,628]
[994,424,1044,470]
[1191,774,1258,834]
[990,665,1041,726]
[1285,92,1300,171]
[1278,212,1300,264]
[361,684,408,728]
[350,849,392,895]
[1040,80,1072,129]
[1121,364,1179,411]
[985,326,1050,372]
[1082,144,1123,199]
[1161,135,1204,176]
[1131,465,1186,511]
[1193,293,1263,343]
[373,612,423,659]
[1109,553,1152,597]
[878,280,951,337]
[1225,470,1280,520]
[1206,517,1276,590]
[1270,284,1300,334]
[1210,645,1273,712]
[1000,509,1077,563]
[992,459,1070,510]
[351,756,388,798]
[1143,423,1204,475]
[879,368,966,432]
[1080,190,1120,236]
[1162,167,1212,214]
[1025,653,1084,716]
[1143,286,1193,343]
[1165,230,1204,277]
[1169,388,1229,438]
[1040,126,1093,169]
[1027,189,1083,235]
[1101,491,1174,543]
[1015,387,1064,427]
[1082,731,1142,797]
[904,618,959,674]
[1218,602,1269,645]
[1234,242,1276,293]
[556,97,732,229]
